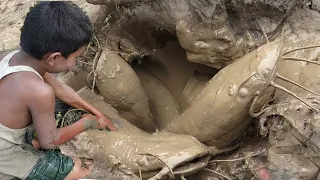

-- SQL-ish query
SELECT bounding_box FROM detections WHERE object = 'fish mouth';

[141,155,211,179]
[129,132,211,179]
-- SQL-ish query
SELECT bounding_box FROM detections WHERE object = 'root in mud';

[54,99,86,128]
[87,34,102,92]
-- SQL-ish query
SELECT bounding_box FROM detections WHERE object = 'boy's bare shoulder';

[19,74,54,102]
[4,72,55,105]
[0,49,54,102]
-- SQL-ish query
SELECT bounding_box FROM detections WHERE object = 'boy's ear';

[46,52,63,66]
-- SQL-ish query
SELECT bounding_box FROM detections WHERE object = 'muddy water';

[135,67,180,130]
[180,71,212,111]
[135,41,216,128]
[142,41,196,109]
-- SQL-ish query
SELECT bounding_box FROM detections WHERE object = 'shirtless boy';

[0,1,116,179]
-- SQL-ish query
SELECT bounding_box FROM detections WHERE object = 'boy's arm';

[27,83,97,149]
[43,72,116,131]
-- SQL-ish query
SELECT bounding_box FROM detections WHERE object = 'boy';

[0,1,116,179]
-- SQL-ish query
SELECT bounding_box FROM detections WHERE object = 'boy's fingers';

[101,120,116,131]
[107,124,116,131]
[94,115,117,131]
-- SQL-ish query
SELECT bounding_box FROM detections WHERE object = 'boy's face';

[45,46,86,73]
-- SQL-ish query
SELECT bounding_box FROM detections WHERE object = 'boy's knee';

[72,157,94,173]
[64,157,93,180]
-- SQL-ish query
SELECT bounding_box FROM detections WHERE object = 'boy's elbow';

[38,135,60,149]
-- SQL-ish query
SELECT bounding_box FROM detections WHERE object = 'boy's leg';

[23,99,93,179]
[64,157,93,180]
[24,150,93,180]
[54,99,94,179]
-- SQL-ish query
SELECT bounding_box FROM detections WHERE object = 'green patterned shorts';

[11,150,74,180]
[10,99,75,180]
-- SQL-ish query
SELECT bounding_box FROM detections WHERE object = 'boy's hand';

[96,114,116,131]
[82,114,116,131]
[82,114,98,130]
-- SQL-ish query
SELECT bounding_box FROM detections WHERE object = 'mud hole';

[1,0,320,180]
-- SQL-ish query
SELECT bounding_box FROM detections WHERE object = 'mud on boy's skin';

[0,1,116,179]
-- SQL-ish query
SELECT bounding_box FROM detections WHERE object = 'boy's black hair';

[20,1,93,60]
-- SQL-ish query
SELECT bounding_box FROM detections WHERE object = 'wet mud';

[1,0,320,179]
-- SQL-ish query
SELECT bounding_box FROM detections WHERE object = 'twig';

[91,34,102,93]
[139,167,142,180]
[283,57,320,66]
[275,73,320,96]
[77,60,91,65]
[89,45,97,53]
[99,8,118,32]
[203,168,232,180]
[283,45,320,55]
[84,41,92,56]
[209,149,266,163]
[60,109,85,128]
[87,71,93,89]
[270,81,319,111]
[139,153,174,179]
[257,20,269,44]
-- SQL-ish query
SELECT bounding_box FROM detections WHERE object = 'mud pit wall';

[257,9,320,179]
[92,0,307,67]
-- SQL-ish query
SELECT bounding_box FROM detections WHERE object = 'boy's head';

[20,1,93,73]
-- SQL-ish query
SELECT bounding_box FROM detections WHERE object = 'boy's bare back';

[0,2,115,179]
[0,51,58,147]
